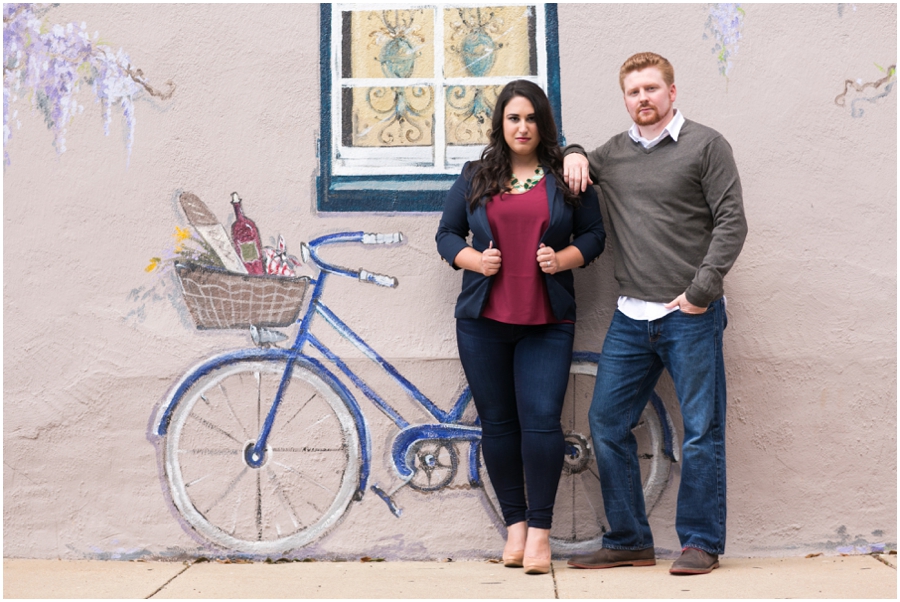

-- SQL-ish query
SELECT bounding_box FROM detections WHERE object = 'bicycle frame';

[154,231,485,508]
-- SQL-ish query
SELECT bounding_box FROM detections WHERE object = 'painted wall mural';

[703,3,745,82]
[2,3,174,164]
[143,191,680,557]
[5,1,895,563]
[834,63,896,118]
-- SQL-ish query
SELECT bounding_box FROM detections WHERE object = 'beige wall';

[3,3,896,560]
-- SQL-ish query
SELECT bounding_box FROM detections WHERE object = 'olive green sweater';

[566,119,747,307]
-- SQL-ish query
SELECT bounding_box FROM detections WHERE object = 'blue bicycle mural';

[149,230,679,557]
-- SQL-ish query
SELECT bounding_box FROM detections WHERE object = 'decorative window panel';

[318,3,562,212]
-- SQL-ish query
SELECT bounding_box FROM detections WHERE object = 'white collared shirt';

[619,110,685,321]
[628,108,685,149]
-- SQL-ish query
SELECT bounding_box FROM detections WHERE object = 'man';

[563,52,747,575]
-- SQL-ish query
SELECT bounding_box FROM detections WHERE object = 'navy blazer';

[435,162,606,321]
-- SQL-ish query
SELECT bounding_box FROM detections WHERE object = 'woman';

[435,80,605,574]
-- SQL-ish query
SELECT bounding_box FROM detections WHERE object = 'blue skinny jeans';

[456,317,574,530]
[589,298,728,555]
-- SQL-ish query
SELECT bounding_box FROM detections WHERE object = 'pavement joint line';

[145,560,195,599]
[550,561,560,599]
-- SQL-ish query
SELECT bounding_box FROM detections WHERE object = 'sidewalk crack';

[551,561,559,599]
[145,560,195,598]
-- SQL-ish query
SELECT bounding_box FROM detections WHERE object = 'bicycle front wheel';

[162,358,360,555]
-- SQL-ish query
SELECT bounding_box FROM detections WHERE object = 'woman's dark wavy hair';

[465,79,580,211]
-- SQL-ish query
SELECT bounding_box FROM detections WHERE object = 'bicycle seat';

[250,324,288,346]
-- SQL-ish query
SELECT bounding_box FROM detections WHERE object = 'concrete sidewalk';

[3,554,896,599]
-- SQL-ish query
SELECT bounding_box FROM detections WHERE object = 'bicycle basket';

[175,262,309,329]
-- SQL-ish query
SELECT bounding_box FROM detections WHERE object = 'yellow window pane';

[344,9,435,79]
[444,6,536,79]
[345,86,435,147]
[445,85,502,146]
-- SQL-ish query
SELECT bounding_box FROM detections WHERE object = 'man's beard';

[634,104,662,126]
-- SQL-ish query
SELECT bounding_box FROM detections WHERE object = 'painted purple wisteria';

[2,3,174,165]
[703,3,745,80]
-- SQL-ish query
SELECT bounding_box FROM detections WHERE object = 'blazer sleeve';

[435,164,474,270]
[568,184,606,267]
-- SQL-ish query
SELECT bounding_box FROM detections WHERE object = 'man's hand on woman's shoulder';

[563,152,593,193]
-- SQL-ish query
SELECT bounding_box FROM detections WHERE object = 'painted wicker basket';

[175,262,309,329]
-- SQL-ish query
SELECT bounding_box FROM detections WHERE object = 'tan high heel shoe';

[523,556,551,574]
[502,550,525,568]
[523,526,552,574]
[502,521,528,567]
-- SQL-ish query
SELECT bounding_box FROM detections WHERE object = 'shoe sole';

[567,559,656,569]
[669,561,719,575]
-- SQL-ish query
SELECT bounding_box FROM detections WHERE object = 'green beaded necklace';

[510,166,545,192]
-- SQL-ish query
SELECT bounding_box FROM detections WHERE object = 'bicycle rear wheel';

[162,357,360,555]
[474,357,674,554]
[550,357,674,553]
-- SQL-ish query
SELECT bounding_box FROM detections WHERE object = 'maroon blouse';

[482,178,563,325]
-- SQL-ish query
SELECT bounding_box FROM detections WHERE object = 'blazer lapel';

[469,200,494,247]
[542,169,565,243]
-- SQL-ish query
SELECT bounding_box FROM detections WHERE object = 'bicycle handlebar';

[308,231,404,249]
[359,269,398,288]
[303,231,404,287]
[362,232,404,245]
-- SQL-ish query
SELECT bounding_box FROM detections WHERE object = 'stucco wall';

[3,3,896,560]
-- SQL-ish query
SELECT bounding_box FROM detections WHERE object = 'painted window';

[318,3,561,212]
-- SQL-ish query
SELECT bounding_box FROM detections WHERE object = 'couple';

[436,52,748,576]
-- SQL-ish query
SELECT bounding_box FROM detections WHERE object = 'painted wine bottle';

[230,192,264,274]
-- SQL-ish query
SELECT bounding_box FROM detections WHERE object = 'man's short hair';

[619,52,675,91]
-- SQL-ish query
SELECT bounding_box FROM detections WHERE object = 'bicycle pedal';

[370,484,402,518]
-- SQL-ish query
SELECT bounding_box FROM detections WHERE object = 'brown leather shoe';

[669,547,719,574]
[567,547,656,569]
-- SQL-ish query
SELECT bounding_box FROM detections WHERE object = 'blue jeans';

[589,298,728,555]
[456,317,574,529]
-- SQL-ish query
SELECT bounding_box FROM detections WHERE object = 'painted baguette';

[179,192,248,274]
